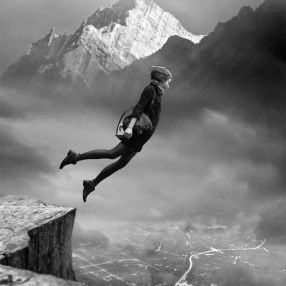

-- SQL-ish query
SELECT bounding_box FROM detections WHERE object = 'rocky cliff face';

[1,0,204,89]
[0,196,77,281]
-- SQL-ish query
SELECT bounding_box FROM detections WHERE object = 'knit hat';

[150,66,172,83]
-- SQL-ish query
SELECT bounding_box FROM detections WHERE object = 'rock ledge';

[0,195,81,284]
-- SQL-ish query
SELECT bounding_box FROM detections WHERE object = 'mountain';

[98,0,286,130]
[1,0,285,131]
[0,0,204,89]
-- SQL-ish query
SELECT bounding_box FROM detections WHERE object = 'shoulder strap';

[116,108,133,134]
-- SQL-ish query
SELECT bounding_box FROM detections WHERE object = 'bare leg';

[83,151,136,202]
[77,142,129,161]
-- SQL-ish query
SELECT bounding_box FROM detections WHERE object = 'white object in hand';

[124,127,133,139]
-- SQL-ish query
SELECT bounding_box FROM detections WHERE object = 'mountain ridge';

[1,0,204,89]
[88,0,286,133]
[1,0,285,133]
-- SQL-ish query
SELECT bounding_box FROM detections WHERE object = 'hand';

[124,127,133,139]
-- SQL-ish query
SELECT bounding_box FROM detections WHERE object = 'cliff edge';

[0,195,79,282]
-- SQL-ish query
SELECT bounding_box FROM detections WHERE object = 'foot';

[59,150,79,169]
[82,180,96,202]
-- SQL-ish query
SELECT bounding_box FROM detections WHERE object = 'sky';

[0,0,264,74]
[1,0,286,283]
[1,0,286,252]
[0,0,279,224]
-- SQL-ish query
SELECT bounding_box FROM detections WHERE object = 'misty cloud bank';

[0,123,53,199]
[1,2,286,284]
[0,2,285,268]
[1,68,286,245]
[218,264,286,286]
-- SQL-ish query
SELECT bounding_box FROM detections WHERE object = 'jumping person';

[59,66,172,202]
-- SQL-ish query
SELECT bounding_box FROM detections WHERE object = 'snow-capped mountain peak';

[1,0,205,88]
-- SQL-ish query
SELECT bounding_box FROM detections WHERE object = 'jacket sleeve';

[131,86,155,121]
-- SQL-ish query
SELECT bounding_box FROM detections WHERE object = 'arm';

[131,86,154,121]
[124,118,137,139]
[124,86,154,139]
[127,117,137,129]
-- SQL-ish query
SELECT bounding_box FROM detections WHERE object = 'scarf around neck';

[150,79,164,96]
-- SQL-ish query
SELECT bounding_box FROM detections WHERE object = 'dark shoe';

[59,150,79,169]
[83,180,96,202]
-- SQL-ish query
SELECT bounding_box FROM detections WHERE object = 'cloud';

[0,124,52,177]
[0,123,53,197]
[0,3,285,265]
[0,98,24,119]
[0,88,28,120]
[0,0,285,227]
[255,199,286,244]
[170,109,286,192]
[49,106,286,224]
[217,264,286,286]
[0,0,115,73]
[155,0,264,34]
[72,222,110,247]
[1,81,285,227]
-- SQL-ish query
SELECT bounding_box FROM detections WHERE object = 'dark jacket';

[120,82,162,152]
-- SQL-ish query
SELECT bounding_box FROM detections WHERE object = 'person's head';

[161,78,172,90]
[150,66,172,91]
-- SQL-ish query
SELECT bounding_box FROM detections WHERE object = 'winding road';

[175,239,267,286]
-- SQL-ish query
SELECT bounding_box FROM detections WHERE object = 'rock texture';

[1,0,204,89]
[0,196,76,281]
[0,265,86,286]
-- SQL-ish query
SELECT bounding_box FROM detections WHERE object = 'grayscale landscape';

[72,221,286,285]
[1,0,285,285]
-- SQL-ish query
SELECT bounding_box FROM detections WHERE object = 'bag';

[115,88,156,140]
[115,109,153,140]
